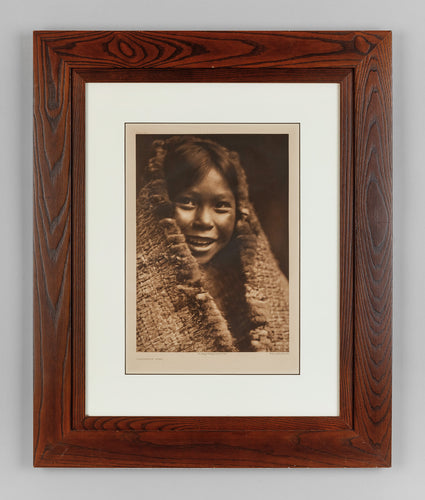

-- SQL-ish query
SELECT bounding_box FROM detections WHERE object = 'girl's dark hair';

[162,136,240,203]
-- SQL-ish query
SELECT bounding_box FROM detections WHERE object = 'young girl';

[136,136,289,352]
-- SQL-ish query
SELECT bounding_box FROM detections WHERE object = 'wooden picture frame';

[33,31,392,467]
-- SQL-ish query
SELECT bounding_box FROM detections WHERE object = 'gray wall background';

[1,0,423,498]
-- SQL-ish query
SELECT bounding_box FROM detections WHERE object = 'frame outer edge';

[33,31,73,465]
[32,31,393,468]
[353,32,392,466]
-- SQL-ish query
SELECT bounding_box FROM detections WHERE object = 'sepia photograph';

[125,124,299,374]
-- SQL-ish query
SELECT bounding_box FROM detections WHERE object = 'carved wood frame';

[33,31,392,467]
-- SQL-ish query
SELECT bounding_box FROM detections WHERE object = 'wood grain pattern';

[33,32,73,458]
[354,33,392,463]
[339,71,355,427]
[34,30,386,69]
[33,31,392,467]
[38,429,389,468]
[71,71,86,431]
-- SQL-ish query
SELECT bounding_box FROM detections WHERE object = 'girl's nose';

[194,206,213,229]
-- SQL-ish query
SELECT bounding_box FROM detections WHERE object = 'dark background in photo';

[136,133,289,277]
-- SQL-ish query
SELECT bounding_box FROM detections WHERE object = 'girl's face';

[173,167,236,264]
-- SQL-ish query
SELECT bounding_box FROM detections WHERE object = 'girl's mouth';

[185,236,216,249]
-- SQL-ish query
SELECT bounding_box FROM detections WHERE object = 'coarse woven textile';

[136,139,289,352]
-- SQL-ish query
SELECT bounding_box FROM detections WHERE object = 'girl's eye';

[176,197,196,209]
[215,201,232,212]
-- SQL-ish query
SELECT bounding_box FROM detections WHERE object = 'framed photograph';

[33,31,392,467]
[125,123,300,375]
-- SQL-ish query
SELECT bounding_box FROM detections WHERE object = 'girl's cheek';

[174,208,194,229]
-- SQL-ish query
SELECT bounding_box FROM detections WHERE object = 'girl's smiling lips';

[185,235,216,249]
